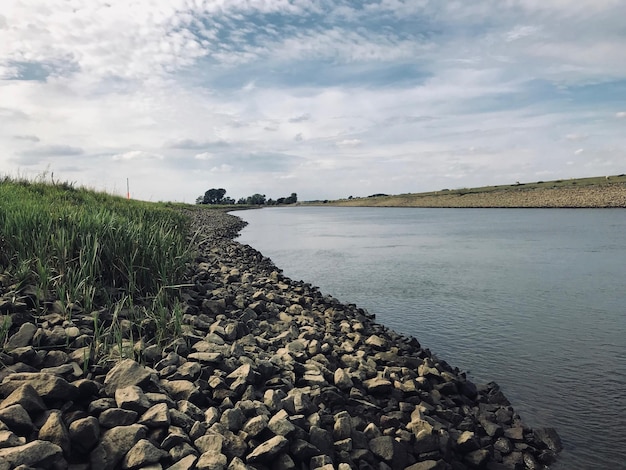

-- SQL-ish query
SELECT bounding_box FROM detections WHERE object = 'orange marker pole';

[127,178,130,199]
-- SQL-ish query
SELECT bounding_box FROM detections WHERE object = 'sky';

[1,0,626,203]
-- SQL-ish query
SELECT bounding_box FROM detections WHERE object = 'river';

[233,206,626,469]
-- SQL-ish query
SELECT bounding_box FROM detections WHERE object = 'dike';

[0,209,562,470]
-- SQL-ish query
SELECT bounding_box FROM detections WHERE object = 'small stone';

[220,408,245,432]
[242,415,268,437]
[5,323,37,350]
[122,439,168,469]
[99,408,138,427]
[38,410,70,455]
[246,435,289,463]
[333,368,354,390]
[0,440,64,467]
[0,383,46,414]
[165,454,197,470]
[69,416,100,453]
[115,385,151,413]
[363,377,393,395]
[196,451,227,470]
[139,403,171,428]
[104,359,152,395]
[90,424,147,470]
[0,404,33,435]
[195,433,224,454]
[0,372,78,401]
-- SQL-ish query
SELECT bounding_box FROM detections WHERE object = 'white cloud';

[616,112,626,118]
[112,150,163,161]
[194,152,214,160]
[336,139,362,148]
[575,148,585,155]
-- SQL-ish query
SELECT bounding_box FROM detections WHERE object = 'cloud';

[112,150,163,161]
[565,133,587,141]
[194,152,214,160]
[575,148,585,155]
[164,138,230,149]
[288,113,311,123]
[18,145,84,157]
[13,135,40,142]
[616,112,626,118]
[336,139,362,148]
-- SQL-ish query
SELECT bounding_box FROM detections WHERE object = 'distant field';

[312,174,626,208]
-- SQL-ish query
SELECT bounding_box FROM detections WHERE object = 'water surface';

[234,207,626,469]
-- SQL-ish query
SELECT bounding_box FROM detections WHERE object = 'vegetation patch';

[0,176,191,363]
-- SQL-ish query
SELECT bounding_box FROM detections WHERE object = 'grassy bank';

[320,174,626,208]
[0,177,193,361]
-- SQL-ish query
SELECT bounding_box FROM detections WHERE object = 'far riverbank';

[319,177,626,208]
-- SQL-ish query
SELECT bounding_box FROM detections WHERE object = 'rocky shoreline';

[0,210,562,469]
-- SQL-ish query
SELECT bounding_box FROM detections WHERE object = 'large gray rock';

[122,438,168,469]
[246,435,289,463]
[38,410,70,455]
[0,440,64,467]
[90,424,147,470]
[104,359,153,395]
[197,451,228,470]
[165,454,197,470]
[115,385,151,413]
[5,323,37,350]
[0,404,33,435]
[0,372,78,401]
[0,383,46,414]
[138,402,171,428]
[69,416,100,453]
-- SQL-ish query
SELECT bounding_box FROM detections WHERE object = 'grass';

[0,176,193,364]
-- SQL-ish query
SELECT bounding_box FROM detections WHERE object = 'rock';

[139,403,171,428]
[69,416,100,453]
[0,372,78,402]
[0,383,46,414]
[246,435,289,463]
[0,429,23,448]
[165,454,197,470]
[90,424,147,470]
[5,323,37,350]
[104,359,153,395]
[115,385,152,413]
[122,439,168,469]
[220,407,245,432]
[99,408,139,427]
[533,427,563,452]
[197,451,228,470]
[195,433,224,454]
[0,404,33,435]
[268,410,295,436]
[333,368,354,390]
[242,414,268,437]
[363,377,393,395]
[0,440,64,467]
[38,410,71,455]
[464,449,490,468]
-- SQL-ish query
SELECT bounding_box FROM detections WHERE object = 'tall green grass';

[0,176,191,362]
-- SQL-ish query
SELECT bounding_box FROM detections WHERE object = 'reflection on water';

[235,207,626,470]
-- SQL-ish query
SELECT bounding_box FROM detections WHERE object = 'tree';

[200,188,227,204]
[247,193,266,205]
[285,192,297,204]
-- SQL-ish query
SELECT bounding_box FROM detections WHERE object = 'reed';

[0,176,192,363]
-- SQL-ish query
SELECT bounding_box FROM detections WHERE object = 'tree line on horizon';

[196,188,297,206]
